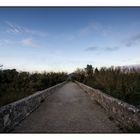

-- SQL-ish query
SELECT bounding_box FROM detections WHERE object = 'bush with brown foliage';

[73,65,140,107]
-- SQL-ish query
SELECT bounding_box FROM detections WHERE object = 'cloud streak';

[0,38,39,48]
[85,46,120,52]
[80,22,112,36]
[125,33,140,47]
[85,46,99,51]
[21,38,38,48]
[5,21,47,37]
[0,39,19,48]
[104,46,120,51]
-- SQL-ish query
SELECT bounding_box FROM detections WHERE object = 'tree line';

[0,68,68,107]
[0,64,140,108]
[72,65,140,107]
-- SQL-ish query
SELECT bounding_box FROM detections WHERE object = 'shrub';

[73,65,140,107]
[0,69,68,107]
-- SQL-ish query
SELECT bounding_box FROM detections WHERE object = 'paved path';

[12,82,121,133]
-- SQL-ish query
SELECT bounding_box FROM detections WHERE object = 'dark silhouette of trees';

[0,69,68,107]
[74,68,85,82]
[1,64,140,108]
[85,64,93,77]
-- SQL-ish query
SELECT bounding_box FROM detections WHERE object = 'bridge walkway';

[12,82,121,133]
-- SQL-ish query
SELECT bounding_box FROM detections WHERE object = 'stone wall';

[76,81,140,130]
[0,81,67,132]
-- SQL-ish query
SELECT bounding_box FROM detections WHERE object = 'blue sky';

[0,7,140,73]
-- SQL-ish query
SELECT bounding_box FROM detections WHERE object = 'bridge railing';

[0,81,67,132]
[76,81,140,131]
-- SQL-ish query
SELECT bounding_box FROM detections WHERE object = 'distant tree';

[74,68,85,82]
[85,64,93,78]
[0,64,3,69]
[94,68,99,74]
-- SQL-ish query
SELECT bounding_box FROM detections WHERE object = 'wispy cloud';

[0,39,18,47]
[85,46,99,51]
[80,22,112,36]
[0,38,39,48]
[104,46,120,51]
[6,21,24,33]
[21,38,38,48]
[125,33,140,47]
[5,21,47,37]
[85,45,119,52]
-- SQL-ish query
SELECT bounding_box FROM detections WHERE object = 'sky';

[0,7,140,73]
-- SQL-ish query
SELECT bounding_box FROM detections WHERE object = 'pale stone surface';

[0,81,66,132]
[12,82,121,133]
[1,81,139,133]
[4,114,10,127]
[76,81,140,130]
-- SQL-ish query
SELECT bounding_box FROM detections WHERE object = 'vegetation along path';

[12,82,121,133]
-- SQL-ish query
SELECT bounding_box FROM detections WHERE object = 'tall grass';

[0,69,68,107]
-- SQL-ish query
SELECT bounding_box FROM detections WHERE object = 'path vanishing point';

[12,82,121,133]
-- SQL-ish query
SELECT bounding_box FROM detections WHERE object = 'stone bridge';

[0,81,140,133]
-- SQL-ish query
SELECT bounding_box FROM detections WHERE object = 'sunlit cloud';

[0,38,39,48]
[21,38,38,48]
